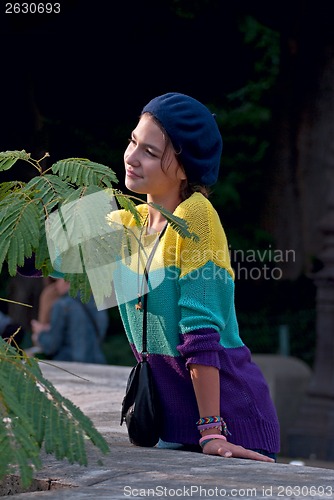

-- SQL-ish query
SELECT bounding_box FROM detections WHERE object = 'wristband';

[196,416,221,425]
[196,416,230,437]
[199,424,222,433]
[199,434,227,449]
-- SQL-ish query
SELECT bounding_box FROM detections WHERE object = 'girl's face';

[124,114,186,201]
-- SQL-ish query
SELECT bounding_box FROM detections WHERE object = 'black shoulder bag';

[120,224,167,447]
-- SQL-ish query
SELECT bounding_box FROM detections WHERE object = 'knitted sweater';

[113,192,280,452]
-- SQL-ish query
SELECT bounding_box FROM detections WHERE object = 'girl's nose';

[125,147,140,167]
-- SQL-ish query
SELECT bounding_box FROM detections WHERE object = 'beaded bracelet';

[196,416,230,437]
[197,422,221,431]
[199,423,222,433]
[199,434,227,449]
[196,416,221,425]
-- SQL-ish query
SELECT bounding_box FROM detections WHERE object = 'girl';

[112,92,280,461]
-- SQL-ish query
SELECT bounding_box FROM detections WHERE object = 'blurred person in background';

[37,277,61,325]
[31,278,108,363]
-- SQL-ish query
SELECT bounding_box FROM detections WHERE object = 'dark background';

[0,0,319,365]
[1,0,257,178]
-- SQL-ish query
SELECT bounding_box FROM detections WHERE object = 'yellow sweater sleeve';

[171,193,234,279]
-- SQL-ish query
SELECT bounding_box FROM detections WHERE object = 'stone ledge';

[4,360,334,500]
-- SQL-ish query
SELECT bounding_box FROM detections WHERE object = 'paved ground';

[2,361,334,499]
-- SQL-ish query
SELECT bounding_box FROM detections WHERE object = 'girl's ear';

[177,166,187,181]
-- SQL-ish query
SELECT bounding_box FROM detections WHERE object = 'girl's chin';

[125,179,147,195]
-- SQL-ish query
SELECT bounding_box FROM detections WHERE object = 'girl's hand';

[202,439,275,462]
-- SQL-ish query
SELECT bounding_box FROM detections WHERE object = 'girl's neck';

[146,193,181,234]
[146,211,166,235]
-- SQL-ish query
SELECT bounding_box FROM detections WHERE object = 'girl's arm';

[189,364,220,430]
[189,363,274,462]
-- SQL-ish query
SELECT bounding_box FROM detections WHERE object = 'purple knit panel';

[129,344,280,452]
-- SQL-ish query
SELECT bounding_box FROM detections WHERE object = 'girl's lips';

[126,169,142,179]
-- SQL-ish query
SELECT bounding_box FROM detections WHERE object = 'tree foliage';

[0,150,197,487]
[0,151,195,298]
[0,338,109,488]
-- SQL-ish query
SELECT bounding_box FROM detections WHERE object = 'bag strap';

[141,223,168,357]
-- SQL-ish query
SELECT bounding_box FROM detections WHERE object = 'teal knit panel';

[118,266,182,356]
[178,262,243,349]
[117,262,243,355]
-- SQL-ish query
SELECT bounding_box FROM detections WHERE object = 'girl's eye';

[127,138,158,158]
[146,149,157,157]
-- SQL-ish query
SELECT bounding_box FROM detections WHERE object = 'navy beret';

[142,92,222,186]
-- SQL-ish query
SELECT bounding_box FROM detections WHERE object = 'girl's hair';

[179,180,210,201]
[144,112,210,200]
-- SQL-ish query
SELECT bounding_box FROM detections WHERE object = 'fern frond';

[52,158,118,188]
[114,192,143,227]
[148,202,199,241]
[65,272,92,303]
[0,150,31,172]
[62,183,103,202]
[112,194,198,240]
[44,187,123,280]
[0,193,42,276]
[0,195,41,275]
[0,174,79,276]
[0,181,24,201]
[0,419,41,487]
[34,236,54,277]
[0,345,44,485]
[42,190,94,278]
[24,175,75,213]
[0,149,200,489]
[27,356,110,459]
[0,340,109,487]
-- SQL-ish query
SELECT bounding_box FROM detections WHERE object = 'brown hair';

[179,180,210,201]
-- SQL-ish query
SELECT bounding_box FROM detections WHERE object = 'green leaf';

[148,202,199,241]
[24,175,75,212]
[52,158,119,188]
[44,187,124,279]
[0,150,31,172]
[0,148,203,488]
[0,347,44,485]
[0,196,41,275]
[0,340,109,487]
[34,235,54,277]
[114,192,143,227]
[66,272,92,303]
[0,181,24,202]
